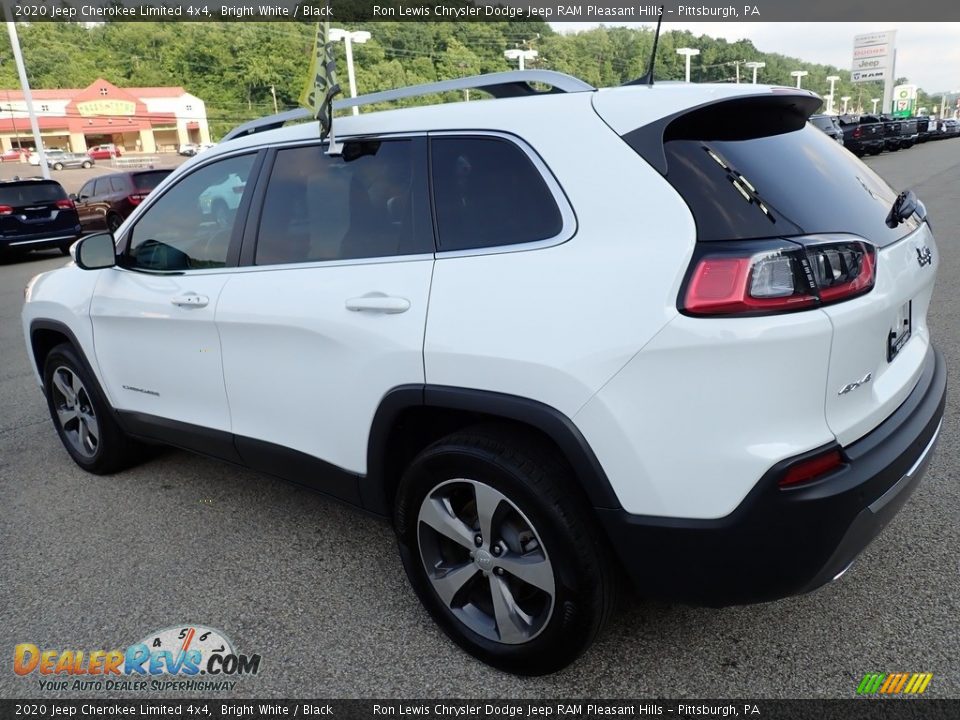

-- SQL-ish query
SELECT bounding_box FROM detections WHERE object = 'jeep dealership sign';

[851,31,896,83]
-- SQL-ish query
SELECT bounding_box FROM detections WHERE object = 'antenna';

[623,7,665,87]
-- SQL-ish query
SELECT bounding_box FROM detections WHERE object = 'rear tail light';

[853,126,862,139]
[128,193,147,205]
[0,205,12,215]
[682,239,876,316]
[779,448,844,488]
[55,199,75,210]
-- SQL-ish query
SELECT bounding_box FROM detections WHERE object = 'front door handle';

[171,293,209,308]
[345,293,410,314]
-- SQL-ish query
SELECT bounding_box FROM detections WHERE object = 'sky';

[551,22,960,93]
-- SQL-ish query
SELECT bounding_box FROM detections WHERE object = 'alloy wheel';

[51,366,99,458]
[417,478,555,645]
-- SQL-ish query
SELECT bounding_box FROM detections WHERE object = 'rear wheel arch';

[365,385,623,517]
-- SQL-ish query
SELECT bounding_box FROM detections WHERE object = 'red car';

[0,148,24,162]
[87,144,122,160]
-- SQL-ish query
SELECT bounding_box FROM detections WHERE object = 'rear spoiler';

[621,91,823,176]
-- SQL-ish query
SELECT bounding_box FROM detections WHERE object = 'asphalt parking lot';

[0,139,958,700]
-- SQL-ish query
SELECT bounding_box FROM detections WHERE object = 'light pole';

[676,48,700,83]
[5,21,48,178]
[329,28,371,116]
[504,48,538,71]
[841,96,851,114]
[871,98,880,114]
[825,75,840,114]
[744,61,765,84]
[790,70,809,89]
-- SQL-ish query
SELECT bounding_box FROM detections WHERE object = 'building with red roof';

[0,78,210,154]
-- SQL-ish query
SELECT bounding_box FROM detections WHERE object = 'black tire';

[42,343,139,474]
[53,162,64,171]
[82,160,92,169]
[394,424,618,675]
[59,241,72,256]
[106,214,123,233]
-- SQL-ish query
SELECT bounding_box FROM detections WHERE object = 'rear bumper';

[597,345,946,607]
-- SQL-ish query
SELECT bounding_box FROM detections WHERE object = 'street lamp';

[744,61,765,84]
[504,48,538,71]
[790,70,809,89]
[676,48,700,83]
[329,28,371,116]
[871,98,880,114]
[825,76,840,114]
[841,96,851,114]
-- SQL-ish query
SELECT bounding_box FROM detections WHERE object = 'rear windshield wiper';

[886,190,926,228]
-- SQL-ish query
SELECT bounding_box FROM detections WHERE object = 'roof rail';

[221,107,313,142]
[336,69,594,110]
[221,70,593,142]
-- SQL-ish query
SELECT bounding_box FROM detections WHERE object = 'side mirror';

[68,193,78,201]
[74,232,116,270]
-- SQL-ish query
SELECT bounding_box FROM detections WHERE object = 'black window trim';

[115,148,267,275]
[427,130,577,258]
[237,133,436,269]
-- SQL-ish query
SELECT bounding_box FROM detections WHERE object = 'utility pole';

[5,20,48,178]
[745,61,765,84]
[504,48,538,71]
[826,76,840,114]
[270,85,278,114]
[329,28,372,116]
[676,48,700,83]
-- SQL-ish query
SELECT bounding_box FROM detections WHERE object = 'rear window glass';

[657,125,919,245]
[132,171,171,192]
[0,181,67,205]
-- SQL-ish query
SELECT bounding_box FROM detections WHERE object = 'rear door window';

[254,139,432,265]
[93,178,111,197]
[430,136,563,251]
[109,177,129,193]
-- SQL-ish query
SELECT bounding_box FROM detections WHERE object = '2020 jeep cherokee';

[22,71,945,675]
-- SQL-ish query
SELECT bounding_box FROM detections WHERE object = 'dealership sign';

[851,31,896,83]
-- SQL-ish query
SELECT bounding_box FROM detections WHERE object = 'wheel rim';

[51,366,99,458]
[417,478,555,645]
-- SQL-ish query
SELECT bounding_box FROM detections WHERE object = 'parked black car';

[878,115,904,151]
[916,116,933,142]
[898,117,919,148]
[839,114,885,156]
[72,169,172,233]
[809,114,844,144]
[0,179,82,257]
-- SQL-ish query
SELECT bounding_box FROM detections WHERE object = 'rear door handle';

[345,293,410,314]
[171,293,209,308]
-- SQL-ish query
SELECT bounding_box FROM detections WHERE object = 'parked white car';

[21,70,945,675]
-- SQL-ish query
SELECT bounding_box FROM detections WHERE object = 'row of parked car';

[1,144,123,169]
[0,169,172,258]
[811,113,960,156]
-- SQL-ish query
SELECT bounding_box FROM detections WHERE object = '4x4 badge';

[917,246,933,267]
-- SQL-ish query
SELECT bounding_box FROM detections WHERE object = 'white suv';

[21,71,946,675]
